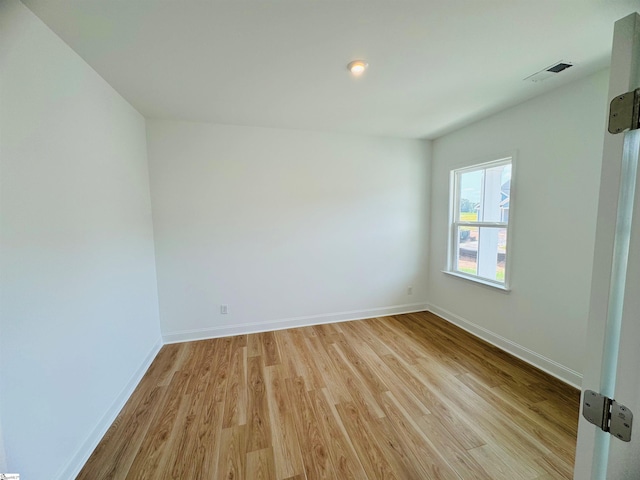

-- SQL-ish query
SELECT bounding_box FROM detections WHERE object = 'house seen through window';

[449,157,512,287]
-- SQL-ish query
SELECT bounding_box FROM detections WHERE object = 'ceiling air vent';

[524,61,574,83]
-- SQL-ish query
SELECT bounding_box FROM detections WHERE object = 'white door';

[574,12,640,480]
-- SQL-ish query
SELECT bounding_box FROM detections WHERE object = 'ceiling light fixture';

[347,60,368,76]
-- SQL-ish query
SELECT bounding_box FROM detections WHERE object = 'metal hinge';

[583,390,633,442]
[608,88,640,134]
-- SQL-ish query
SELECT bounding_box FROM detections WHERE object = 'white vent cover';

[524,61,574,82]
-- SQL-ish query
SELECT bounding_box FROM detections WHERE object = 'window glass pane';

[456,226,479,276]
[450,158,512,287]
[480,163,511,223]
[477,227,507,282]
[458,170,482,222]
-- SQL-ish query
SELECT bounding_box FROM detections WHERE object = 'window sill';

[442,270,511,292]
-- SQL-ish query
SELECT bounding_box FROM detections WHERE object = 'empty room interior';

[2,0,640,478]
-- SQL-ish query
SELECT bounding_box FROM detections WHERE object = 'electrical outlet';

[220,304,229,314]
[407,286,413,295]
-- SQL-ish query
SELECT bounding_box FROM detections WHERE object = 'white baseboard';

[426,303,582,389]
[163,303,430,344]
[54,339,163,480]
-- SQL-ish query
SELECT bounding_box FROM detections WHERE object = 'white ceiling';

[21,0,640,139]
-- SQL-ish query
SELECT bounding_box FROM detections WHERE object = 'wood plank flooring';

[77,311,580,479]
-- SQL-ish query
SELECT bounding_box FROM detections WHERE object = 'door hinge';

[583,390,633,442]
[608,88,640,134]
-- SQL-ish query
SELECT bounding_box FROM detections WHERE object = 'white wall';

[0,1,162,478]
[428,69,609,386]
[146,120,430,341]
[0,417,6,472]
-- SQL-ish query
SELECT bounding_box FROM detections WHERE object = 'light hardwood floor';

[77,311,580,479]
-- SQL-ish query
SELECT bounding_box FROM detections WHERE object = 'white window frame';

[446,156,514,291]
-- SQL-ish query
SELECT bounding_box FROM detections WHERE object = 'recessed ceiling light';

[347,60,368,76]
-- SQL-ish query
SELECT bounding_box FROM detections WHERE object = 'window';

[448,157,512,288]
